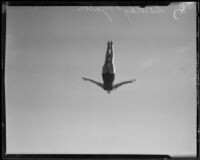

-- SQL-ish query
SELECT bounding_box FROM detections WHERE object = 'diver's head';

[107,90,111,94]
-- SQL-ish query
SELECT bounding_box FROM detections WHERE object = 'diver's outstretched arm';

[113,79,136,90]
[82,77,104,89]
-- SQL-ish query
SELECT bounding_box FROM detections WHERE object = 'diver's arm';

[113,79,136,90]
[82,77,104,89]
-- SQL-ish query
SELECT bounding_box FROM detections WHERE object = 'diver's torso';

[102,72,115,91]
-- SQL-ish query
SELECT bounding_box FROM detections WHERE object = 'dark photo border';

[1,1,199,159]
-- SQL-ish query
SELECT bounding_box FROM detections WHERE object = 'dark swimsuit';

[102,72,115,91]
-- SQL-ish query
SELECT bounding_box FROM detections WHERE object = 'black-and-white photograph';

[3,2,197,158]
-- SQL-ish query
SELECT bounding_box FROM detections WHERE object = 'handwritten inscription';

[78,3,194,22]
[78,6,165,22]
[122,6,165,21]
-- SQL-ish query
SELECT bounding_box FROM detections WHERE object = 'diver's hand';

[130,79,136,83]
[82,77,88,81]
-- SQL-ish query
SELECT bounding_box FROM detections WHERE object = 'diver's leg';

[102,60,109,74]
[102,42,111,74]
[107,62,115,74]
[107,41,115,74]
[105,42,111,62]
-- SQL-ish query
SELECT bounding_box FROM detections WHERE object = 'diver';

[82,41,136,93]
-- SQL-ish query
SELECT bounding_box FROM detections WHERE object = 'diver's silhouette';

[82,41,136,93]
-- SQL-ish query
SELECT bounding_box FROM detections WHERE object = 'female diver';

[82,41,136,93]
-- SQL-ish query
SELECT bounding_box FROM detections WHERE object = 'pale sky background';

[5,3,196,157]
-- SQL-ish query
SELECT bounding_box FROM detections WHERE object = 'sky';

[5,3,196,157]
